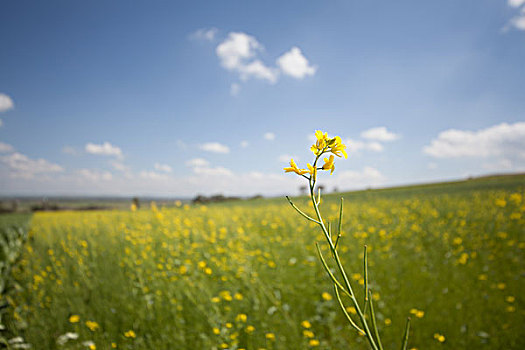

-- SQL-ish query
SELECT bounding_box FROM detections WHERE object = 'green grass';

[5,175,525,349]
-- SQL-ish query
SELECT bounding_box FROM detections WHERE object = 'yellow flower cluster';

[284,130,347,178]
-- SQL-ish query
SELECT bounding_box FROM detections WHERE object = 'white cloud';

[78,169,113,181]
[193,166,233,176]
[111,161,128,171]
[230,83,241,96]
[508,0,525,8]
[139,171,169,180]
[0,93,14,113]
[154,163,172,173]
[186,158,210,167]
[62,146,77,155]
[319,166,386,190]
[361,127,400,142]
[199,142,230,153]
[240,140,249,148]
[510,11,525,30]
[264,132,276,141]
[239,60,278,83]
[278,154,297,163]
[190,27,218,41]
[216,32,261,69]
[85,142,122,157]
[277,47,317,79]
[0,152,63,179]
[423,122,525,160]
[505,2,525,31]
[346,139,384,153]
[216,32,278,84]
[0,142,14,153]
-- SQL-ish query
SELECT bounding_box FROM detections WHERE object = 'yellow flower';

[309,339,320,346]
[213,327,220,335]
[236,314,247,322]
[85,320,99,332]
[266,333,276,341]
[124,330,136,338]
[301,320,312,328]
[346,306,357,315]
[69,315,80,323]
[322,155,335,174]
[284,159,308,176]
[329,136,348,158]
[321,292,332,301]
[307,163,317,180]
[111,343,117,348]
[245,325,255,333]
[303,330,314,338]
[434,333,445,343]
[311,130,328,155]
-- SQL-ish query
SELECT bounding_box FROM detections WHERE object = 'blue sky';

[1,0,524,197]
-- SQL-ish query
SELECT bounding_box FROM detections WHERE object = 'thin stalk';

[285,196,321,224]
[368,290,384,350]
[308,157,379,350]
[335,197,343,249]
[400,318,411,350]
[315,243,352,298]
[364,245,368,305]
[333,284,365,334]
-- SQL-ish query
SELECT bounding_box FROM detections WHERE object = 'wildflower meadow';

[1,174,523,349]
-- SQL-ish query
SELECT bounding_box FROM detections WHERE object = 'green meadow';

[1,175,524,349]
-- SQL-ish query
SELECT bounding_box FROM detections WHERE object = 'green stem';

[400,318,411,350]
[368,290,384,350]
[308,155,379,350]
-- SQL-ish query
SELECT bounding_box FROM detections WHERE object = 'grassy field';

[3,175,524,349]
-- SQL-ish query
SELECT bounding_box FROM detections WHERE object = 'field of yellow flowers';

[3,176,524,349]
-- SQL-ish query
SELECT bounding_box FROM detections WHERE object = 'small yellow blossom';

[69,315,80,323]
[346,306,357,315]
[85,320,99,332]
[321,292,332,301]
[265,333,275,341]
[307,163,317,180]
[322,155,335,174]
[284,159,308,176]
[303,330,314,338]
[328,136,348,158]
[124,330,136,338]
[236,314,247,322]
[309,339,320,346]
[434,333,445,343]
[245,325,255,333]
[310,130,328,156]
[301,320,312,328]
